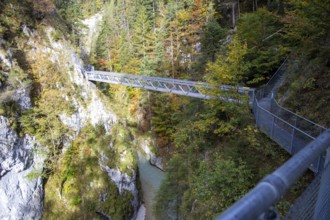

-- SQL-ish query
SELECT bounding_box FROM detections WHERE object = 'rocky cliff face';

[1,29,44,219]
[100,153,139,214]
[0,116,44,220]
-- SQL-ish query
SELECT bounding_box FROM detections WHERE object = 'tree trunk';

[278,0,285,15]
[170,32,175,78]
[153,0,156,33]
[237,0,240,18]
[267,0,271,10]
[232,3,236,27]
[253,0,258,11]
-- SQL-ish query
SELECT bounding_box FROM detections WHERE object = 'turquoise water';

[137,151,165,220]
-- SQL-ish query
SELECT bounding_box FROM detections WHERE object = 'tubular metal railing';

[216,58,329,219]
[215,129,330,220]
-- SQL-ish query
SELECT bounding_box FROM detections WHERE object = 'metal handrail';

[215,129,330,220]
[263,57,325,132]
[254,94,316,140]
[271,98,327,131]
[266,57,288,87]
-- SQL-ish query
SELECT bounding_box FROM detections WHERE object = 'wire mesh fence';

[313,154,330,220]
[253,93,324,172]
[270,99,326,137]
[285,153,330,220]
[251,58,329,220]
[252,58,326,173]
[284,173,322,220]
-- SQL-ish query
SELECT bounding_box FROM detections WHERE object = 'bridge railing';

[215,129,330,220]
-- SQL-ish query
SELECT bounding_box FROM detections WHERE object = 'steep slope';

[0,118,44,219]
[0,1,139,219]
[277,56,330,128]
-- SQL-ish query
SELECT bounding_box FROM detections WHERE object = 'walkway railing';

[216,58,329,219]
[215,129,330,220]
[270,98,326,138]
[254,89,326,173]
[253,59,326,172]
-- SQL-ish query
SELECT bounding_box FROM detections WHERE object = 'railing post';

[289,116,298,153]
[256,106,260,126]
[270,116,275,139]
[290,128,295,154]
[313,148,330,220]
[294,115,298,129]
[253,96,257,114]
[258,207,280,220]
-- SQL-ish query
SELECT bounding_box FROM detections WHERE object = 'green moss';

[51,29,63,41]
[0,107,5,115]
[70,196,81,206]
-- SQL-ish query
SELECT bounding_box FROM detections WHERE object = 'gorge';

[0,0,329,220]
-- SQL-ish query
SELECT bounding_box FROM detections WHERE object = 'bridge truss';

[86,71,254,102]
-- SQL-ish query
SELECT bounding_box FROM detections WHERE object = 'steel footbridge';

[85,70,254,102]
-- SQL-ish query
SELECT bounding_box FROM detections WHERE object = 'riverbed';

[136,151,165,220]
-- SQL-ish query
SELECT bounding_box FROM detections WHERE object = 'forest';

[0,0,329,219]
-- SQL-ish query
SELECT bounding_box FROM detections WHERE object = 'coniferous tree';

[237,8,287,85]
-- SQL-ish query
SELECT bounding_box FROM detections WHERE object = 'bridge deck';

[86,71,254,101]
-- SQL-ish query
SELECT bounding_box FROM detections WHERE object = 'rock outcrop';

[139,138,164,171]
[0,116,44,220]
[99,153,139,219]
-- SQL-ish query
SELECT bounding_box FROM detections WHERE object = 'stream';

[136,151,165,220]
